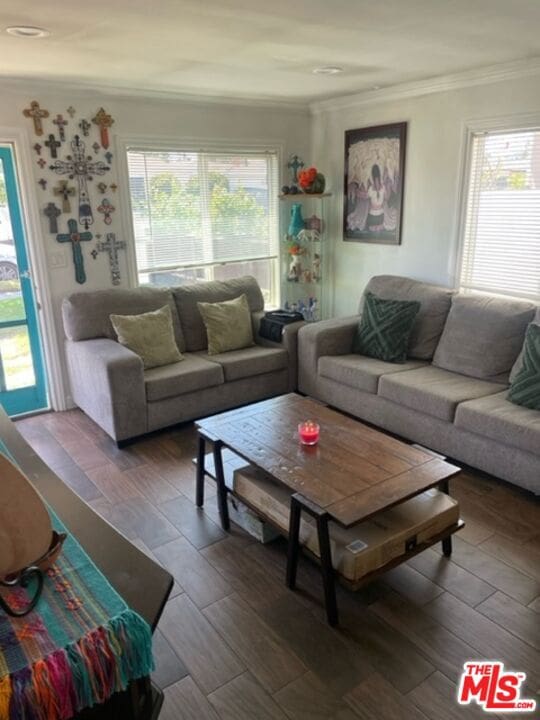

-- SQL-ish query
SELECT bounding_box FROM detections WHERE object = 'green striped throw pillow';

[508,323,540,410]
[353,291,421,363]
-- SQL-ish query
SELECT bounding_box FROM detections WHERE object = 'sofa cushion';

[198,346,288,382]
[508,323,540,410]
[173,276,264,351]
[455,390,540,456]
[353,292,420,363]
[197,294,254,355]
[361,275,454,360]
[318,355,427,394]
[111,305,183,370]
[379,365,507,422]
[510,307,540,382]
[433,294,536,380]
[144,354,224,402]
[62,287,185,351]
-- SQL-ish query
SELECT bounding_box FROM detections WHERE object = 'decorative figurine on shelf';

[288,203,305,237]
[288,246,302,281]
[298,166,326,194]
[297,228,320,243]
[306,214,323,233]
[312,253,322,282]
[287,154,304,185]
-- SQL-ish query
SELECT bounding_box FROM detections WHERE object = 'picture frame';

[343,121,407,244]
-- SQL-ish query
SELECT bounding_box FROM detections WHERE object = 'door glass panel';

[0,325,35,390]
[0,164,25,323]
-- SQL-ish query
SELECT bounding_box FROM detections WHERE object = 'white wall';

[0,84,309,408]
[311,74,540,316]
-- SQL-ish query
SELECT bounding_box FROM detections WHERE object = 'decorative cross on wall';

[92,108,114,149]
[53,180,76,213]
[287,154,304,183]
[44,202,62,234]
[67,106,76,118]
[57,219,93,284]
[37,158,47,169]
[45,134,61,159]
[79,119,91,136]
[97,182,107,194]
[38,179,47,190]
[92,142,100,154]
[97,197,115,225]
[33,143,42,155]
[50,135,109,229]
[23,101,49,136]
[53,114,68,142]
[97,232,126,285]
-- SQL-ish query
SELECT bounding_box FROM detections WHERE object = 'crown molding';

[0,76,311,114]
[309,56,540,115]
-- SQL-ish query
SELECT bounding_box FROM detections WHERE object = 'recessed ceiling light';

[372,85,381,90]
[313,66,344,75]
[6,26,50,38]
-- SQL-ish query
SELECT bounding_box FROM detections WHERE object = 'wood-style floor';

[16,409,540,720]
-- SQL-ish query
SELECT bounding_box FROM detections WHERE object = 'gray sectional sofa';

[298,275,540,494]
[62,276,303,444]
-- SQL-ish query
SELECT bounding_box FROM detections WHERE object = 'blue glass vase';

[288,203,305,237]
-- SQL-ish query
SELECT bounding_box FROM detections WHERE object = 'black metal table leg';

[316,514,338,626]
[285,493,339,626]
[212,440,230,531]
[195,433,205,508]
[286,495,302,589]
[439,478,452,556]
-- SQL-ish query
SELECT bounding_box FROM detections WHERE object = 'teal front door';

[0,145,47,415]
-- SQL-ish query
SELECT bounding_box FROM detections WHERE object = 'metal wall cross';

[287,154,304,183]
[57,219,93,284]
[44,202,61,234]
[53,180,76,213]
[97,197,115,225]
[45,134,61,159]
[53,114,68,142]
[92,108,114,149]
[50,135,109,229]
[97,232,126,285]
[23,101,49,136]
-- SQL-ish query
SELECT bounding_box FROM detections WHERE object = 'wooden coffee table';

[195,393,463,625]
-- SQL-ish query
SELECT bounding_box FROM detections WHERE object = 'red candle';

[298,420,320,445]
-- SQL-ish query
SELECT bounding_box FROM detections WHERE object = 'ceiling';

[2,0,540,104]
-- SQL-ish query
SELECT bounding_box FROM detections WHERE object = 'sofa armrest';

[297,316,359,396]
[252,311,305,391]
[65,338,146,442]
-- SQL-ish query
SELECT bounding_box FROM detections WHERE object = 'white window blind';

[459,128,540,302]
[126,148,279,299]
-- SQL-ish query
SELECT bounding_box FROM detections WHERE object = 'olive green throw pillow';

[110,304,183,369]
[197,293,254,355]
[508,323,540,410]
[353,291,421,363]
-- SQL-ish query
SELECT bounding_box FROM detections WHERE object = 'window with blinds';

[126,148,279,303]
[459,128,540,302]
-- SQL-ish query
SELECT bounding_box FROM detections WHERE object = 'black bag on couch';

[259,310,304,343]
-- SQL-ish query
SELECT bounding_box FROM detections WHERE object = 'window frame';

[117,135,284,300]
[454,112,540,301]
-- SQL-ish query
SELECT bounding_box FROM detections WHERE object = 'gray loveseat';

[298,275,540,494]
[62,276,303,443]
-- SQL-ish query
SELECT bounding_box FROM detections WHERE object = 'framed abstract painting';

[343,122,407,244]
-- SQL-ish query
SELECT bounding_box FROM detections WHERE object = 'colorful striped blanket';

[0,448,154,719]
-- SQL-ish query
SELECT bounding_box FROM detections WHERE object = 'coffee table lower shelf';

[194,449,464,626]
